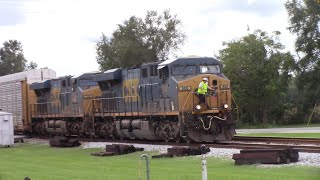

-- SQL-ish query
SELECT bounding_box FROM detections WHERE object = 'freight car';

[0,68,56,133]
[29,57,236,142]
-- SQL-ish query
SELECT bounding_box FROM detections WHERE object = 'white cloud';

[0,0,295,76]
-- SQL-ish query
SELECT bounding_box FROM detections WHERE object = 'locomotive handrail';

[180,90,218,112]
[231,95,239,121]
[84,99,93,115]
[180,92,194,112]
[30,101,61,117]
[94,96,137,100]
[92,96,139,117]
[31,101,60,105]
[179,92,193,124]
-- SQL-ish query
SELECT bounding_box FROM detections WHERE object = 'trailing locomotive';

[28,57,236,142]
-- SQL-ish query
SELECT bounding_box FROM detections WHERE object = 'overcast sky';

[0,0,295,76]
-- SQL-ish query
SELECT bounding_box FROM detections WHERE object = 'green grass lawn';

[236,133,320,138]
[0,143,319,180]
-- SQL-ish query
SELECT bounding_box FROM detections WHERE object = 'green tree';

[285,0,320,122]
[96,10,186,70]
[219,30,295,124]
[0,40,37,76]
[286,0,320,68]
[26,61,38,70]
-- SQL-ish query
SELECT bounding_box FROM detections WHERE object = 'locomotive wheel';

[99,123,107,138]
[184,136,191,144]
[110,121,116,140]
[73,123,84,137]
[33,122,46,136]
[156,122,181,143]
[171,123,180,143]
[99,122,115,139]
[174,136,181,143]
[156,123,170,142]
[164,137,170,143]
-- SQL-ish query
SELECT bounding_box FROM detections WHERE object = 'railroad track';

[76,137,320,153]
[232,136,320,145]
[209,142,320,153]
[30,135,320,153]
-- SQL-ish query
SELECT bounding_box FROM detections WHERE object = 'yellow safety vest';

[197,81,208,95]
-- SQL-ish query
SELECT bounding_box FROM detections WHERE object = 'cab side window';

[142,68,148,78]
[150,65,158,76]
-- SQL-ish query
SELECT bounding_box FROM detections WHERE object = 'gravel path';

[82,141,320,167]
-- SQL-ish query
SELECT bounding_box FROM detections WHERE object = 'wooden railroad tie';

[91,144,144,156]
[49,136,81,148]
[152,146,210,158]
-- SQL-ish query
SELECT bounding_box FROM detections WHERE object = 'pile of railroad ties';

[232,147,299,165]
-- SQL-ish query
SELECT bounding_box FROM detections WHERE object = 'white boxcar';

[0,111,14,146]
[0,68,56,132]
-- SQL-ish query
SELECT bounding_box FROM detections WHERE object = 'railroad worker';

[197,77,213,109]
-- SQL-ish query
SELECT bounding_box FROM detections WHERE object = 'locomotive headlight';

[224,104,229,109]
[196,105,201,110]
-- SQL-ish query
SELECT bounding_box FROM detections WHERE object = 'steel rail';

[74,137,320,153]
[34,136,320,153]
[232,136,320,145]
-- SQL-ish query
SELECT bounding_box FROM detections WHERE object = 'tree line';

[218,0,319,125]
[0,40,37,76]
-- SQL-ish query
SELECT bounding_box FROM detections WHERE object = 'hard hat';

[203,77,208,81]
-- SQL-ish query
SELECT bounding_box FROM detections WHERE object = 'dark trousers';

[199,94,209,109]
[199,94,206,104]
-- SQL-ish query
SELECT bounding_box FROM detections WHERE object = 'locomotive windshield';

[172,65,197,75]
[200,65,220,74]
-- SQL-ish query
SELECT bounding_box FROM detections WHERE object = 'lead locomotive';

[29,57,236,142]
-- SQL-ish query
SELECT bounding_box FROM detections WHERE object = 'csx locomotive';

[1,57,236,142]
